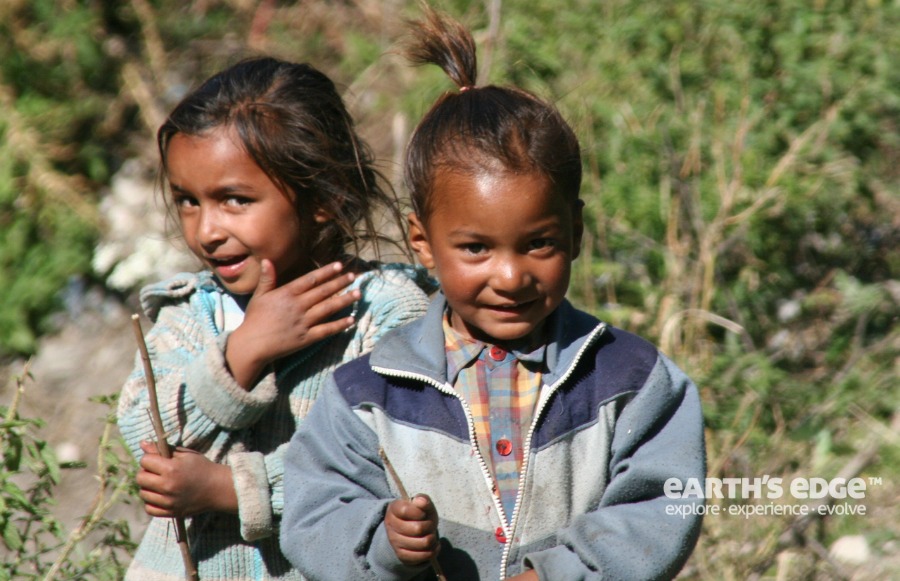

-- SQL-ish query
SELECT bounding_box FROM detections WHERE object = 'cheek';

[436,263,483,298]
[544,260,572,293]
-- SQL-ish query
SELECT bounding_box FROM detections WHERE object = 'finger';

[392,544,440,566]
[286,262,345,294]
[144,506,177,518]
[138,484,178,512]
[135,469,162,491]
[299,271,357,301]
[252,259,278,298]
[139,453,170,474]
[135,467,177,495]
[412,494,439,524]
[141,498,177,518]
[171,446,202,457]
[140,440,161,455]
[412,494,434,511]
[392,534,440,553]
[392,518,437,539]
[388,498,428,522]
[301,289,361,325]
[301,317,357,344]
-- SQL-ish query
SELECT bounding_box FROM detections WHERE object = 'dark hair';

[402,6,582,221]
[158,56,406,265]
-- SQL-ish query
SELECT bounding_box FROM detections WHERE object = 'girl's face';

[166,126,323,295]
[409,168,583,345]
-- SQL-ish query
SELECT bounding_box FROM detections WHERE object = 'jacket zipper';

[370,366,511,547]
[499,322,607,580]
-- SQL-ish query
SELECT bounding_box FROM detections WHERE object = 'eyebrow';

[169,183,249,197]
[446,222,562,239]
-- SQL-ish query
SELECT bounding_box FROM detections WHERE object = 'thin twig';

[43,418,134,581]
[5,358,32,422]
[379,447,447,581]
[131,314,199,581]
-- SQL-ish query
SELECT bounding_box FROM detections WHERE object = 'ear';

[571,199,585,260]
[313,206,332,224]
[408,213,436,269]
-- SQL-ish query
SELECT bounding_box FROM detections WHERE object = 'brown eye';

[529,238,555,251]
[461,243,487,255]
[174,195,198,209]
[225,195,252,207]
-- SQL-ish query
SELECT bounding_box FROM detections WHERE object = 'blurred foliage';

[1,367,137,580]
[0,0,898,577]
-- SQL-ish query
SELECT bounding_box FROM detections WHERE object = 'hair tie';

[460,85,474,93]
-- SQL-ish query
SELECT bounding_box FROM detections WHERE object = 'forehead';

[423,170,577,244]
[429,168,570,219]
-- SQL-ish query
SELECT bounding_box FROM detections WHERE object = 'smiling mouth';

[206,255,248,278]
[489,300,536,312]
[207,255,246,267]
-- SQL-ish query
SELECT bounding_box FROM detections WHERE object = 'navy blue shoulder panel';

[532,326,659,449]
[333,355,471,443]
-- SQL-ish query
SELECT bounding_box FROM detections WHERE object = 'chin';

[477,324,539,344]
[216,278,255,296]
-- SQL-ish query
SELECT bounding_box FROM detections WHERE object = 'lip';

[485,300,537,316]
[206,255,248,279]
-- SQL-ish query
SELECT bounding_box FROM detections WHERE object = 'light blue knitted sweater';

[117,264,433,580]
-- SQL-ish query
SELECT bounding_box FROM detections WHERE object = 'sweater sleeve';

[116,295,278,463]
[523,355,706,581]
[279,378,428,581]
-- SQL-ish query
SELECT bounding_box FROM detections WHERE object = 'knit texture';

[118,264,433,580]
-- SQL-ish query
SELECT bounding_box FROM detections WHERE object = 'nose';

[195,206,226,249]
[489,254,533,295]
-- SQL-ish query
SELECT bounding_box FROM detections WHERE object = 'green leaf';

[1,517,23,551]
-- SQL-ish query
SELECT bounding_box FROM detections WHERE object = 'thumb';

[412,494,436,514]
[254,259,277,297]
[140,440,161,455]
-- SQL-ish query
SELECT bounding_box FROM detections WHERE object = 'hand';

[384,494,441,567]
[136,440,238,518]
[226,260,361,387]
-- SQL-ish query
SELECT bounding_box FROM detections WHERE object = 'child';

[117,56,434,580]
[280,7,706,581]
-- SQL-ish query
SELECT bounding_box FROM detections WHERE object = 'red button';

[496,438,513,456]
[495,527,507,543]
[489,346,506,361]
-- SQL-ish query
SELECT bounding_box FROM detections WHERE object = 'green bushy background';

[1,1,897,578]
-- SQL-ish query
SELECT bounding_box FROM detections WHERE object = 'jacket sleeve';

[524,355,706,581]
[116,296,279,463]
[279,378,429,581]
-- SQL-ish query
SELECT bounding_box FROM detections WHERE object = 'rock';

[829,534,871,566]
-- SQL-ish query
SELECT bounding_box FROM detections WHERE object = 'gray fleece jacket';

[281,295,706,580]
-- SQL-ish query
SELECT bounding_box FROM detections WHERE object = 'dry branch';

[131,314,199,581]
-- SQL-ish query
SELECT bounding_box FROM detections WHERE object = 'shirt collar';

[442,309,547,383]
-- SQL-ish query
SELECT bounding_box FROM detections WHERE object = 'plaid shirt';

[443,314,545,523]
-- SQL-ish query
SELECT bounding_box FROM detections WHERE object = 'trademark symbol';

[868,477,883,486]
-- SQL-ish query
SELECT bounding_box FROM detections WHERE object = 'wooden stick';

[379,447,447,581]
[131,314,199,581]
